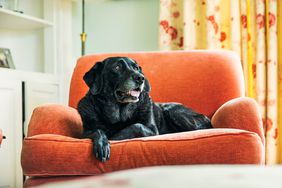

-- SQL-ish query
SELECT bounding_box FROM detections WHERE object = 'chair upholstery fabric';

[21,50,264,187]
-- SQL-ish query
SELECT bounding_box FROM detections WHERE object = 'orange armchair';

[0,129,4,146]
[21,50,264,187]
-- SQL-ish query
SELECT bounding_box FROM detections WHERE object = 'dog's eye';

[133,66,139,71]
[114,65,121,71]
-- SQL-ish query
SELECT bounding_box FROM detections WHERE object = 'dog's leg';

[83,129,110,162]
[162,103,212,132]
[110,123,157,140]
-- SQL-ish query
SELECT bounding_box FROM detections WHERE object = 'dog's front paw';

[94,141,110,162]
[93,130,110,162]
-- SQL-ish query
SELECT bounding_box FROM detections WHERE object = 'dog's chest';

[102,104,136,124]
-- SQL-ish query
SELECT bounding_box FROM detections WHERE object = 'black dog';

[78,57,212,162]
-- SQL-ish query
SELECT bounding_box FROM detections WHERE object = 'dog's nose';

[133,74,145,83]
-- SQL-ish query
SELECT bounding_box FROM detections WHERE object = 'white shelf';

[0,68,59,84]
[0,8,53,30]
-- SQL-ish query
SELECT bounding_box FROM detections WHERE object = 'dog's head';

[83,57,151,103]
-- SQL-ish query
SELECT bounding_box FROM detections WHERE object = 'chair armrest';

[27,104,83,138]
[211,97,264,145]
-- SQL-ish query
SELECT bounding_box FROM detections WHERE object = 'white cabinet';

[0,78,59,188]
[0,80,23,188]
[24,81,59,136]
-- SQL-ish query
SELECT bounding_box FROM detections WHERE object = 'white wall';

[72,0,160,58]
[0,29,44,72]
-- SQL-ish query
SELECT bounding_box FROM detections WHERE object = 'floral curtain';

[159,0,282,164]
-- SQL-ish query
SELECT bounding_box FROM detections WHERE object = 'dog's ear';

[83,61,104,95]
[138,65,151,92]
[144,78,151,92]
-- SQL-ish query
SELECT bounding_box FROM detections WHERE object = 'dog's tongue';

[129,90,140,97]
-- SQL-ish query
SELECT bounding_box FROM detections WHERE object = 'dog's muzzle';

[115,83,144,103]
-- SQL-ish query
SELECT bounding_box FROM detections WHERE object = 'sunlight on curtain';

[159,0,282,164]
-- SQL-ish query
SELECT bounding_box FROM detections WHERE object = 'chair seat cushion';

[21,128,263,177]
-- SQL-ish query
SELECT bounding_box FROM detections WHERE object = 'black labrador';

[77,57,212,162]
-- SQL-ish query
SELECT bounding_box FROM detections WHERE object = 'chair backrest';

[69,50,244,118]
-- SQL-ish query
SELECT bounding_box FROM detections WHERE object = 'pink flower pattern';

[208,15,219,34]
[268,12,276,27]
[160,20,178,40]
[219,32,226,42]
[173,11,180,18]
[256,13,265,29]
[167,26,178,40]
[241,14,247,28]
